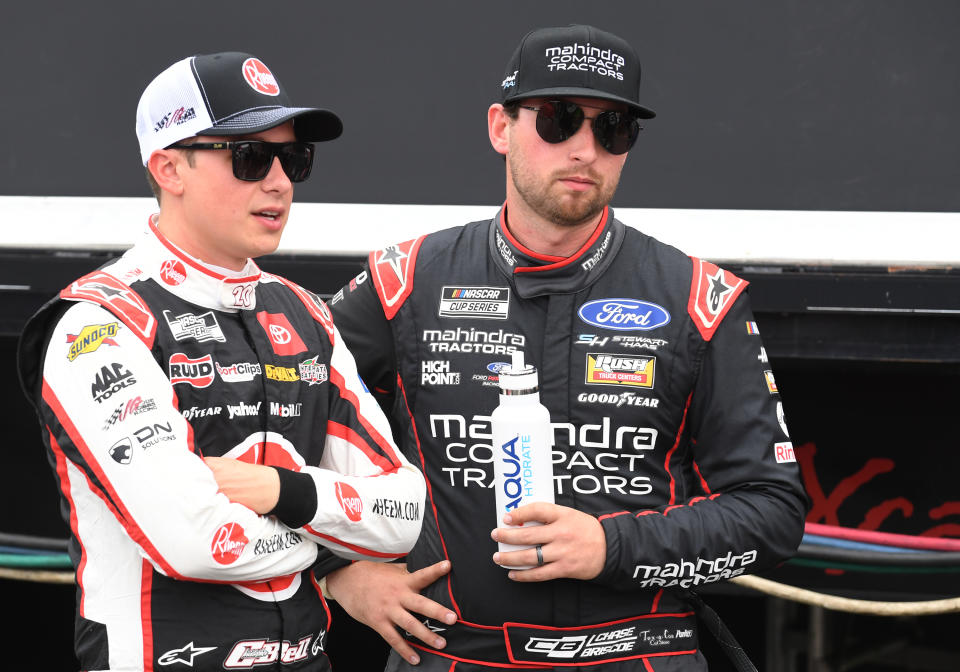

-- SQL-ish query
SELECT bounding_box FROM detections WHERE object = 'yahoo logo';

[578,299,670,332]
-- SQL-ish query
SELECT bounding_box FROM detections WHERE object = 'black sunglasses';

[167,140,315,182]
[518,101,641,155]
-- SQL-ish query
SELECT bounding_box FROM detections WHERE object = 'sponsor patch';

[159,260,187,286]
[265,365,299,382]
[108,436,133,465]
[423,327,525,355]
[335,482,363,522]
[216,361,262,383]
[576,334,669,351]
[764,370,778,394]
[157,642,216,667]
[270,402,302,418]
[182,405,223,421]
[211,522,248,565]
[242,57,280,96]
[746,321,760,335]
[421,360,461,385]
[577,391,659,408]
[586,353,655,388]
[103,396,157,430]
[256,312,307,356]
[67,322,120,361]
[298,356,328,386]
[775,441,796,463]
[688,259,747,340]
[438,286,510,320]
[578,299,670,332]
[169,353,215,388]
[163,309,225,343]
[758,346,768,364]
[224,635,312,668]
[91,362,136,404]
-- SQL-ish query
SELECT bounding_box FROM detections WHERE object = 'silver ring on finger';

[535,544,544,567]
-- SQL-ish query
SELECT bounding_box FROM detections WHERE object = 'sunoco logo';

[169,353,215,388]
[578,299,670,332]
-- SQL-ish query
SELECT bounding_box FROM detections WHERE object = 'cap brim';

[200,107,343,142]
[505,87,655,119]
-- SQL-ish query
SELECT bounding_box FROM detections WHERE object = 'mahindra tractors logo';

[242,58,280,96]
[211,522,248,564]
[335,482,363,522]
[159,259,187,286]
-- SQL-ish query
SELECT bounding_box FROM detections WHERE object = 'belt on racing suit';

[404,612,699,667]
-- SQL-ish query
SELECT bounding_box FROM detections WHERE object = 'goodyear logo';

[265,365,299,382]
[67,323,120,361]
[585,353,655,388]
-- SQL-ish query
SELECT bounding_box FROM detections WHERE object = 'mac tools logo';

[578,299,670,332]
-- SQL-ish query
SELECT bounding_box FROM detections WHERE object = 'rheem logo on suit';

[586,353,655,389]
[439,286,510,320]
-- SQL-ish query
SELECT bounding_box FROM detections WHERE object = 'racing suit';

[17,220,425,672]
[328,206,807,671]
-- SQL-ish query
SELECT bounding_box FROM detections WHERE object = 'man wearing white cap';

[17,52,425,672]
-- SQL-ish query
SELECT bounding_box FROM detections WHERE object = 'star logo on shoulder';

[376,245,409,282]
[707,268,733,314]
[158,641,217,667]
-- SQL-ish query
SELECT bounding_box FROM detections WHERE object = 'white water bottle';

[491,350,555,569]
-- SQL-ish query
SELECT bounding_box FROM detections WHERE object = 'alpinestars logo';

[158,641,216,666]
[163,309,226,343]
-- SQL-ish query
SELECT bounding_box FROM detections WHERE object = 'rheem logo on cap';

[242,58,280,96]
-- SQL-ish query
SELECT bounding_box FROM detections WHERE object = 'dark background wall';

[4,0,960,211]
[3,2,960,670]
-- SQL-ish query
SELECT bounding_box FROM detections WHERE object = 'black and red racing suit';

[17,219,425,672]
[328,206,807,671]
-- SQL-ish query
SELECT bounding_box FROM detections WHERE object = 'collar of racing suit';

[122,215,263,312]
[487,204,626,299]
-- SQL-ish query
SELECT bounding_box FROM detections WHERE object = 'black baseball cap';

[136,52,342,165]
[500,25,655,119]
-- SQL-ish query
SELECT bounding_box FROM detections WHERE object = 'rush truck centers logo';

[585,353,655,388]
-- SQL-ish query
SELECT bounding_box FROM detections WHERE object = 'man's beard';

[509,161,619,228]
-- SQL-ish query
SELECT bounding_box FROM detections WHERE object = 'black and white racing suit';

[17,219,425,672]
[328,206,807,671]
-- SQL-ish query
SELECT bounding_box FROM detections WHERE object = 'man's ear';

[147,149,185,197]
[488,104,510,156]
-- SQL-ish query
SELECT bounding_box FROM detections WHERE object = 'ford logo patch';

[487,362,511,374]
[578,298,671,332]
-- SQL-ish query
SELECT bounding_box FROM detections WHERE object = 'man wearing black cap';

[323,24,807,671]
[16,52,425,671]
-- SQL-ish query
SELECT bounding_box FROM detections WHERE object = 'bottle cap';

[499,350,539,393]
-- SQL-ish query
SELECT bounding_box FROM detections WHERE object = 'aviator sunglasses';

[518,100,641,155]
[167,140,315,182]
